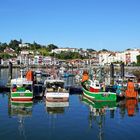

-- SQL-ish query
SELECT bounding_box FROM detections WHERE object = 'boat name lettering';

[102,93,109,97]
[20,93,25,96]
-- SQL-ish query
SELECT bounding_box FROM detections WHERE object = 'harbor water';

[0,69,140,140]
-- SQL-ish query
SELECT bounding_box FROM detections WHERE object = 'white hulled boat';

[44,79,69,102]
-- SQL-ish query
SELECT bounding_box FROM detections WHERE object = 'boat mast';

[20,69,23,79]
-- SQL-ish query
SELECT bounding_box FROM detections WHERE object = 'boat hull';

[11,92,33,101]
[45,92,69,102]
[82,87,116,101]
[125,90,138,99]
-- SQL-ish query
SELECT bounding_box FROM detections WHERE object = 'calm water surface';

[0,69,140,140]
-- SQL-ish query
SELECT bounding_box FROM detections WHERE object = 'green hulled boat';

[10,70,33,101]
[82,80,117,101]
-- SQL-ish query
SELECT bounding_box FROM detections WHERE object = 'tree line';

[0,39,140,65]
[0,39,87,60]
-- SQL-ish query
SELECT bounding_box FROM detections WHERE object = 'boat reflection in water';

[82,96,117,117]
[126,99,138,116]
[46,101,69,114]
[8,98,33,138]
[82,96,117,140]
[118,98,139,117]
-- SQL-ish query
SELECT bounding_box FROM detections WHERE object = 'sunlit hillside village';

[0,40,140,67]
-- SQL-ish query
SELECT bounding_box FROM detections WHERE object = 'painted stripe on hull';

[83,93,95,101]
[11,92,33,101]
[11,97,33,101]
[11,100,33,103]
[46,97,69,102]
[83,92,95,101]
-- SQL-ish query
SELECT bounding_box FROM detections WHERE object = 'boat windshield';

[46,82,64,89]
[12,84,32,92]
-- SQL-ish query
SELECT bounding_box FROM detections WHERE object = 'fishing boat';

[44,79,69,102]
[81,79,117,101]
[10,69,33,101]
[125,79,138,99]
[33,83,44,98]
[111,83,125,100]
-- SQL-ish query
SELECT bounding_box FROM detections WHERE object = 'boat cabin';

[11,78,33,92]
[44,79,66,92]
[89,80,101,92]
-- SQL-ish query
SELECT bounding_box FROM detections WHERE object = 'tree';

[38,48,49,56]
[9,39,21,49]
[47,44,58,51]
[19,38,22,44]
[0,43,8,52]
[126,48,131,51]
[137,55,140,65]
[0,53,13,59]
[87,49,96,52]
[50,51,83,60]
[99,49,108,52]
[9,39,21,54]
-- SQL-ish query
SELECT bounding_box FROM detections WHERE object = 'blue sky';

[0,0,140,51]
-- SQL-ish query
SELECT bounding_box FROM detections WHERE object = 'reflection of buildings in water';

[82,96,116,140]
[8,99,33,138]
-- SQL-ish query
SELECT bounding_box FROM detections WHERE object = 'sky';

[0,0,140,51]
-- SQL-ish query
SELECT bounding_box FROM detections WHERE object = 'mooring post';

[120,62,124,79]
[110,63,114,85]
[0,57,1,77]
[9,61,13,80]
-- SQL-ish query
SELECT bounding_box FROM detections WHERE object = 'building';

[43,56,52,65]
[124,49,140,65]
[4,48,16,56]
[115,49,140,65]
[34,56,43,65]
[98,51,115,65]
[19,43,30,48]
[98,49,140,65]
[115,52,125,63]
[51,48,78,54]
